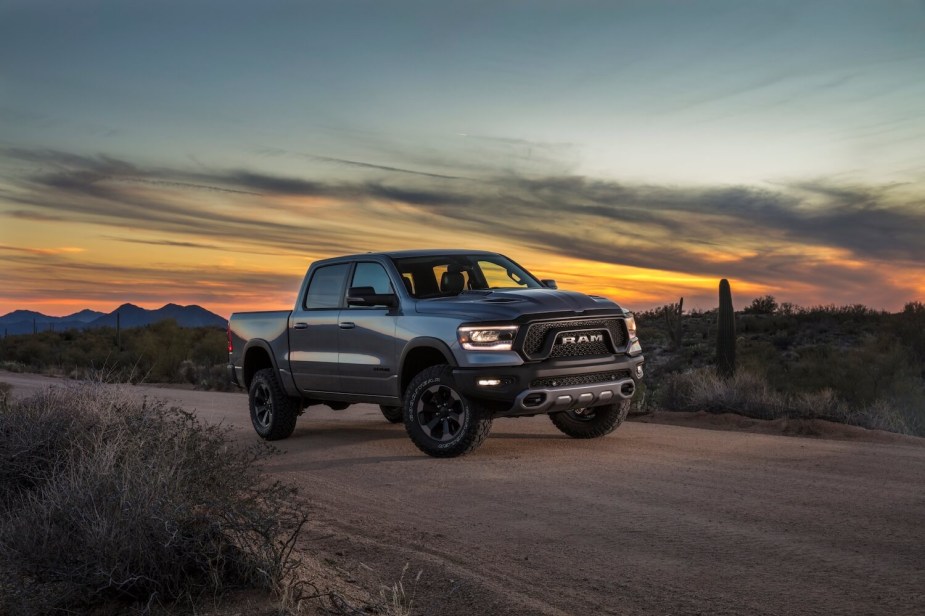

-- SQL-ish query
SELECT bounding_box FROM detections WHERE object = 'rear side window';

[351,262,394,295]
[304,264,349,309]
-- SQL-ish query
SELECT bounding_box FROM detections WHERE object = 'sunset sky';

[2,0,924,317]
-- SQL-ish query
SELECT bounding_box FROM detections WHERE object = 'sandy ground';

[3,371,924,615]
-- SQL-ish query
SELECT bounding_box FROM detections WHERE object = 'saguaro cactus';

[716,279,736,378]
[664,297,684,350]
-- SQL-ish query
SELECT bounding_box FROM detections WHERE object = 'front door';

[339,261,399,397]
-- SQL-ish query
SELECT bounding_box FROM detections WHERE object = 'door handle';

[293,322,309,330]
[339,322,356,329]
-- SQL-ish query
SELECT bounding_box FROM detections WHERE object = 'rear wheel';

[549,399,630,439]
[380,404,403,423]
[403,365,492,457]
[249,368,299,440]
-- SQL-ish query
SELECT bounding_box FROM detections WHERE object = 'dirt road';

[5,371,924,615]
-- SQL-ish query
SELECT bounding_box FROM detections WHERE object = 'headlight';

[625,315,637,340]
[458,325,519,351]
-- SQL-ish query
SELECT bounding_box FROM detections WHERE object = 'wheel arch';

[399,338,457,396]
[242,340,279,390]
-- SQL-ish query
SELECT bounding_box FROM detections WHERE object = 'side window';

[479,260,528,289]
[351,262,394,295]
[304,264,350,309]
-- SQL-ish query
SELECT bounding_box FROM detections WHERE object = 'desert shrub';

[0,382,305,615]
[744,295,778,315]
[658,367,787,419]
[0,322,229,389]
[640,298,925,436]
[657,367,924,435]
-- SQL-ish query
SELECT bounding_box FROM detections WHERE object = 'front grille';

[549,339,610,358]
[531,369,632,389]
[521,318,628,359]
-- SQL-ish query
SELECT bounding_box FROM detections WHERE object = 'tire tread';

[549,399,630,439]
[403,365,492,457]
[249,368,299,441]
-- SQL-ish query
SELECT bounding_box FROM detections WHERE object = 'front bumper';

[452,354,644,417]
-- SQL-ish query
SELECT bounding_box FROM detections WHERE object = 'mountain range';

[0,304,227,336]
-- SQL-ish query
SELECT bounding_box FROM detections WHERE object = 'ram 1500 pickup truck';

[228,250,644,457]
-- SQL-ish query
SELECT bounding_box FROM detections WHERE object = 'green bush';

[0,382,305,615]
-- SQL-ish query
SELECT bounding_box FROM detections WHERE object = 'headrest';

[440,271,465,295]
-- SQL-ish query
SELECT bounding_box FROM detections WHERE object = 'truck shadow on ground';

[261,423,581,471]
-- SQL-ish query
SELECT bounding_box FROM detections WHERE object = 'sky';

[1,0,924,317]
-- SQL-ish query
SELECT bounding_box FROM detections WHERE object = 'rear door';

[338,261,400,397]
[289,263,349,393]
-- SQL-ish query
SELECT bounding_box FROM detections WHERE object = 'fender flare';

[399,337,459,368]
[241,339,281,387]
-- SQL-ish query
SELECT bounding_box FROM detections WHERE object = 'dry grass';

[658,367,921,435]
[0,380,307,615]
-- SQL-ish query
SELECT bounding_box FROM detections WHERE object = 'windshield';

[391,253,544,298]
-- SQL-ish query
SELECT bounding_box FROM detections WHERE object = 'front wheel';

[249,368,299,440]
[403,365,492,457]
[549,399,630,439]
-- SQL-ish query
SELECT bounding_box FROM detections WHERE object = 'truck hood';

[413,289,625,321]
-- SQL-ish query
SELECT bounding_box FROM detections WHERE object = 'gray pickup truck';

[228,249,644,457]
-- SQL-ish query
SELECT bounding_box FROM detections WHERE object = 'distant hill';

[0,304,226,336]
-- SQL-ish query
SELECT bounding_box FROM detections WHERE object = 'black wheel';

[403,365,492,457]
[249,368,299,440]
[549,399,630,439]
[380,404,403,423]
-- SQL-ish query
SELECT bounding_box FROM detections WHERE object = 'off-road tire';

[380,404,403,424]
[249,368,299,440]
[403,365,492,457]
[549,399,630,439]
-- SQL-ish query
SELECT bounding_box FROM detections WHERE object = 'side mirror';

[347,286,398,307]
[541,279,558,289]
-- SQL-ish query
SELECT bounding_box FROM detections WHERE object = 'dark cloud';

[359,183,474,207]
[3,146,923,308]
[104,236,303,258]
[220,170,329,196]
[450,175,925,267]
[106,237,226,250]
[5,209,65,221]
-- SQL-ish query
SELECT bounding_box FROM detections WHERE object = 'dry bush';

[657,367,922,435]
[0,381,306,615]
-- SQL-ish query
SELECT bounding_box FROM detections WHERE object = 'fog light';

[478,378,502,387]
[636,364,644,379]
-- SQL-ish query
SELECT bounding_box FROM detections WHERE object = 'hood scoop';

[483,297,521,303]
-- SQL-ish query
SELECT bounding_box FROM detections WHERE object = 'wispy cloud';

[253,146,467,180]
